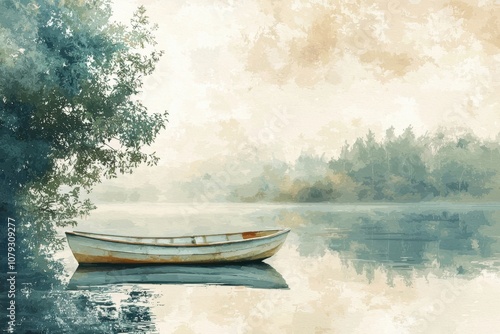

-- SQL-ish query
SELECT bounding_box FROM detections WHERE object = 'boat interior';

[68,229,285,246]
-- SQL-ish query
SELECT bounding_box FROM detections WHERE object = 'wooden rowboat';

[66,229,290,264]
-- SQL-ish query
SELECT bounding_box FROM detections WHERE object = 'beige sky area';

[105,0,500,189]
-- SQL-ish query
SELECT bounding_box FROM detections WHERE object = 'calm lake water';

[50,203,500,333]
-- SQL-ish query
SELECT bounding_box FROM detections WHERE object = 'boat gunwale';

[65,229,290,248]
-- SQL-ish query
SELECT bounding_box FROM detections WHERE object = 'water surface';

[48,203,500,333]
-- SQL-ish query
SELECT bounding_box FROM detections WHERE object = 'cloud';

[240,0,500,84]
[104,0,500,187]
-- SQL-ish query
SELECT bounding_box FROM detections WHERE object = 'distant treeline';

[230,127,500,202]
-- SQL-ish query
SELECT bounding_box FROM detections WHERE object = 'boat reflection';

[67,262,288,290]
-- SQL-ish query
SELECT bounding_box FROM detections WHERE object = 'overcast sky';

[111,0,500,174]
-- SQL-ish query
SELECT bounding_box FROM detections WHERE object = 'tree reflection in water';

[280,209,500,286]
[17,281,157,333]
[2,215,158,333]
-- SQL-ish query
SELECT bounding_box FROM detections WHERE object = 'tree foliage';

[0,1,167,331]
[0,0,167,228]
[229,127,500,202]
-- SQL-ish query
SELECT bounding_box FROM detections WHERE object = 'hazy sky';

[111,0,500,172]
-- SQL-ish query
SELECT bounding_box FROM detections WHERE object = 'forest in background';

[94,127,500,203]
[231,127,500,202]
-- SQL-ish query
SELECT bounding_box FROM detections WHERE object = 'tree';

[1,1,168,331]
[0,0,167,231]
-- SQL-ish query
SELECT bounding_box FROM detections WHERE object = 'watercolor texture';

[1,0,500,333]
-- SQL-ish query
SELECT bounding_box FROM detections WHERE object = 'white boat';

[66,229,290,264]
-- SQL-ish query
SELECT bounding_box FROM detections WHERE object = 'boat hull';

[66,230,289,264]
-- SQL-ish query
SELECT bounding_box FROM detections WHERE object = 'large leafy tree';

[0,1,167,331]
[0,0,167,235]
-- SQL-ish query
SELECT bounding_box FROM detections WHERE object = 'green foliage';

[232,127,500,202]
[0,1,167,331]
[0,0,167,227]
